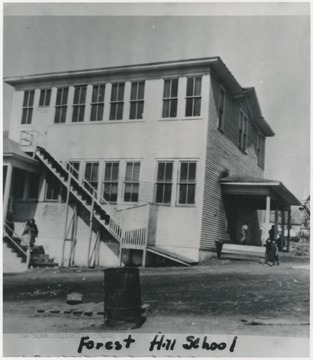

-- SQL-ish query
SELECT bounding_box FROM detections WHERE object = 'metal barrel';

[104,267,142,323]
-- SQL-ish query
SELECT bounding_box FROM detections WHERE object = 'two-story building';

[3,57,301,269]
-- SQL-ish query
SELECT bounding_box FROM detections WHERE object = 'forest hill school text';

[77,334,238,354]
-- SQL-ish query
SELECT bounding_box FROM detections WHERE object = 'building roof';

[4,57,274,136]
[220,175,301,207]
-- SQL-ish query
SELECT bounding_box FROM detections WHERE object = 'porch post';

[281,209,285,249]
[3,164,13,221]
[287,209,291,252]
[263,195,271,242]
[274,203,279,240]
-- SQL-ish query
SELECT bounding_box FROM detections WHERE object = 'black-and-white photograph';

[2,2,310,357]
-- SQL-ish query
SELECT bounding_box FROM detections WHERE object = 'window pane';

[23,92,29,107]
[162,100,170,118]
[116,103,124,120]
[81,87,86,103]
[188,163,196,181]
[186,78,194,97]
[180,163,188,182]
[74,88,80,104]
[179,184,187,204]
[91,163,99,181]
[39,91,45,106]
[97,104,104,120]
[111,84,117,101]
[157,163,165,181]
[46,89,51,106]
[105,163,112,181]
[185,99,193,117]
[125,164,133,181]
[22,109,27,124]
[111,184,118,202]
[29,90,34,106]
[170,99,177,117]
[27,109,33,124]
[137,102,144,119]
[130,103,136,119]
[133,163,140,181]
[131,82,137,100]
[171,79,178,97]
[131,184,139,202]
[124,184,131,202]
[163,80,170,98]
[112,163,119,180]
[90,105,97,121]
[194,98,201,116]
[117,83,124,101]
[109,104,116,120]
[194,77,202,96]
[99,85,105,102]
[61,107,67,123]
[103,184,110,201]
[165,163,173,182]
[187,184,196,204]
[62,88,68,105]
[156,184,164,203]
[138,82,145,99]
[164,184,172,203]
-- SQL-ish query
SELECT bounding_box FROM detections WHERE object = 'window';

[103,162,119,202]
[68,161,80,180]
[72,86,87,122]
[218,86,226,129]
[130,81,145,119]
[45,172,60,201]
[21,90,35,124]
[90,85,105,121]
[39,89,51,107]
[28,172,40,199]
[84,162,99,195]
[54,87,68,124]
[178,162,196,205]
[162,78,178,118]
[124,162,140,202]
[239,111,248,151]
[155,162,173,204]
[257,134,265,167]
[110,83,124,120]
[185,77,202,117]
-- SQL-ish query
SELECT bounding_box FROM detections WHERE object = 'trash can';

[104,267,142,325]
[215,240,224,260]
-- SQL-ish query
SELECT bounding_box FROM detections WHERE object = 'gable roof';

[3,131,37,163]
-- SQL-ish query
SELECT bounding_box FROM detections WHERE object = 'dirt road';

[3,257,310,337]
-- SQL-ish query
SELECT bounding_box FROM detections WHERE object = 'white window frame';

[162,78,179,118]
[54,87,68,124]
[90,84,105,121]
[110,82,125,120]
[185,76,202,117]
[103,162,119,203]
[155,161,174,205]
[72,85,87,122]
[123,161,140,203]
[129,81,145,119]
[39,89,51,107]
[21,90,35,125]
[177,161,197,206]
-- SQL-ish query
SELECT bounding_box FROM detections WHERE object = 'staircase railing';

[20,129,149,248]
[3,223,30,265]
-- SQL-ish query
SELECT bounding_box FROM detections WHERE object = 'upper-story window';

[130,81,145,119]
[72,85,87,122]
[178,161,196,205]
[103,162,119,203]
[124,162,140,202]
[110,82,125,120]
[185,76,202,117]
[84,162,99,195]
[239,111,248,151]
[90,85,105,121]
[39,89,51,107]
[21,90,35,124]
[218,86,226,129]
[54,87,68,124]
[155,162,173,204]
[162,78,178,118]
[257,133,265,167]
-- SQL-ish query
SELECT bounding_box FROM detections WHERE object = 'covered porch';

[220,176,301,253]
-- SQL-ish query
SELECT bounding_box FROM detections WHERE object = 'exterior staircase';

[3,234,28,273]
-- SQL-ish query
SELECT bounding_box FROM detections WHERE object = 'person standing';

[29,219,39,249]
[5,211,15,238]
[240,223,248,244]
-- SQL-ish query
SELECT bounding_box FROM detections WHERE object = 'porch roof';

[3,131,39,169]
[220,175,301,209]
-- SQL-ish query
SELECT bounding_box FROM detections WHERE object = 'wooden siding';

[200,74,264,250]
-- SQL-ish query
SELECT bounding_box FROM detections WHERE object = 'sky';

[2,2,311,201]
